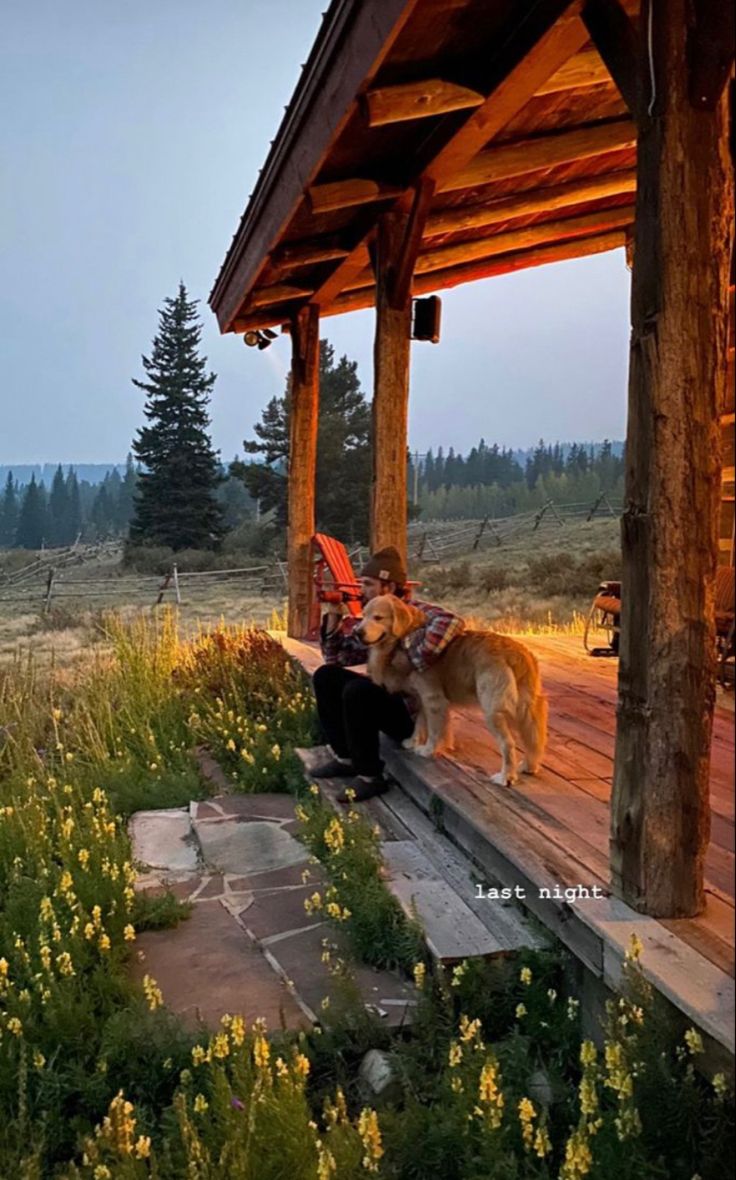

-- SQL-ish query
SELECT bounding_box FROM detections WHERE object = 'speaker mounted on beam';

[412,295,442,343]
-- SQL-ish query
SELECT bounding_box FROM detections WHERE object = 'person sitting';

[311,545,464,803]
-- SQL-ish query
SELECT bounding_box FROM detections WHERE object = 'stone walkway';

[129,793,416,1032]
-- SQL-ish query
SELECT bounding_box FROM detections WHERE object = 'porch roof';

[209,0,639,335]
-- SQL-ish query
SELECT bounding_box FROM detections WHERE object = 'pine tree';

[48,464,71,546]
[130,283,225,550]
[117,454,138,533]
[15,475,47,549]
[234,340,372,542]
[0,473,19,548]
[65,471,82,542]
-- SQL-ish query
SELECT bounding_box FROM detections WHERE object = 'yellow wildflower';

[142,974,163,1012]
[357,1108,384,1173]
[713,1072,729,1100]
[78,849,90,869]
[684,1028,704,1056]
[561,1127,593,1179]
[520,966,532,985]
[518,1096,536,1148]
[123,924,136,941]
[293,1053,310,1078]
[515,1003,527,1019]
[625,932,643,962]
[191,1045,208,1067]
[229,1014,246,1046]
[193,1094,208,1114]
[33,1049,46,1070]
[534,1125,552,1158]
[56,951,75,977]
[448,1041,463,1067]
[413,962,426,990]
[253,1035,270,1069]
[7,1017,23,1036]
[134,1136,151,1159]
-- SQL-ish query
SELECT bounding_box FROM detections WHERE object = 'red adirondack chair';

[308,533,419,640]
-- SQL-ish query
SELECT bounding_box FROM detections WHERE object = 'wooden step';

[295,746,543,962]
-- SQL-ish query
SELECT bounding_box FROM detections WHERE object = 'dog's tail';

[511,648,547,775]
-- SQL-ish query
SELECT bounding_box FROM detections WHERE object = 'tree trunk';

[287,305,320,638]
[611,0,734,917]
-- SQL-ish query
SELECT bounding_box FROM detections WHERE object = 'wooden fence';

[0,497,620,613]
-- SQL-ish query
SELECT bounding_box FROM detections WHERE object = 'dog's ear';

[389,596,424,639]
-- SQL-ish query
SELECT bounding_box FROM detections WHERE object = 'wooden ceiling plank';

[534,46,611,94]
[414,204,634,273]
[364,78,485,126]
[442,118,636,193]
[426,168,637,236]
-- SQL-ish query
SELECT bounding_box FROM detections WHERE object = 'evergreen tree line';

[0,460,137,550]
[412,438,625,521]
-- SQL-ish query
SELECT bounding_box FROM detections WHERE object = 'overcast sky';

[1,0,631,466]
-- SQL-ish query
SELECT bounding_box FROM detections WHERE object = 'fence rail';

[0,498,620,612]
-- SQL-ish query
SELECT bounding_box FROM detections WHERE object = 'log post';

[287,304,320,638]
[611,0,734,917]
[371,182,434,561]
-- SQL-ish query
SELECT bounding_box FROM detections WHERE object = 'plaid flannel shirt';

[320,599,464,673]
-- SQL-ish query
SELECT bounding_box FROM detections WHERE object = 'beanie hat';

[360,546,406,585]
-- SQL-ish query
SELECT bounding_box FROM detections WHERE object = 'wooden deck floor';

[446,635,735,979]
[281,632,735,1055]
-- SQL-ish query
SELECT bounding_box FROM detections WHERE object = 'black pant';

[313,664,414,777]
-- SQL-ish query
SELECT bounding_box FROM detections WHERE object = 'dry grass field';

[0,516,621,667]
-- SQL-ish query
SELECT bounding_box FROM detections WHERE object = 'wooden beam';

[272,239,349,270]
[534,45,612,94]
[248,283,314,308]
[389,178,436,307]
[422,3,590,190]
[611,0,734,918]
[413,205,633,274]
[371,210,413,562]
[364,78,484,126]
[331,231,626,315]
[426,170,637,237]
[286,305,320,640]
[310,240,373,311]
[581,0,640,114]
[441,118,636,193]
[308,178,403,215]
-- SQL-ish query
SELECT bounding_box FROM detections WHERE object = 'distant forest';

[0,438,624,549]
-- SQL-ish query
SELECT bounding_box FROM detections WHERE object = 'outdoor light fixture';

[243,328,277,350]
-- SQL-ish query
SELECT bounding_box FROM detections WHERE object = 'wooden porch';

[283,632,735,1059]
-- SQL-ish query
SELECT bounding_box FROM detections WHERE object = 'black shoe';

[309,756,355,779]
[337,776,389,804]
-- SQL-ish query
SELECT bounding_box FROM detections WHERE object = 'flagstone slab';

[265,922,416,1029]
[228,862,318,892]
[193,794,299,823]
[130,899,308,1032]
[193,818,309,876]
[129,808,200,875]
[239,884,322,941]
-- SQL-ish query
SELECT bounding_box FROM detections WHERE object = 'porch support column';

[371,180,434,562]
[611,0,734,916]
[287,304,320,638]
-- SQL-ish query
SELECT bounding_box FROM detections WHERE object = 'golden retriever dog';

[357,596,547,787]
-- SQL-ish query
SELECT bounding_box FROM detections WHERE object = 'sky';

[1,0,631,467]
